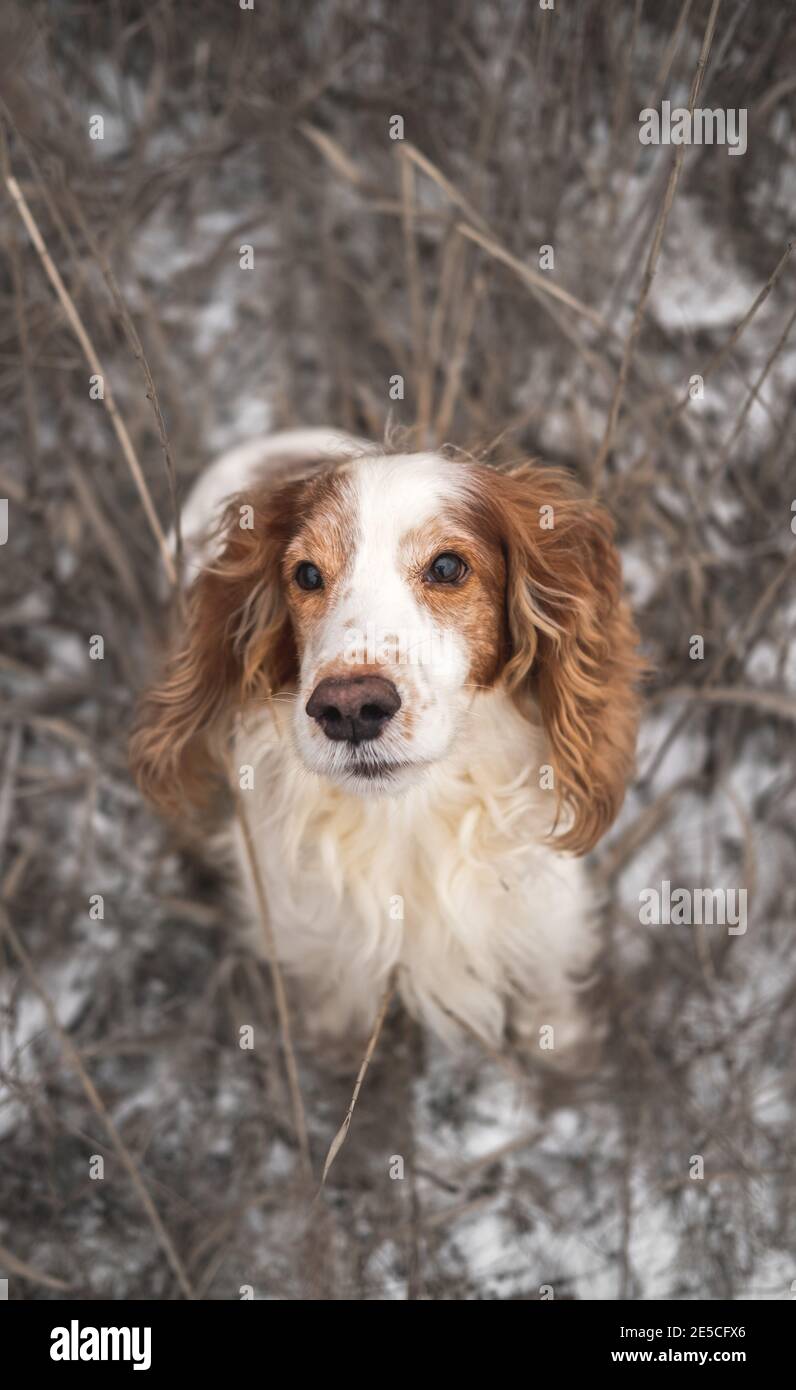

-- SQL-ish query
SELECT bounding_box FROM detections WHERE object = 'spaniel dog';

[131,430,641,1071]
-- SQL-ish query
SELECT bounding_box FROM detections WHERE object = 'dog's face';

[283,454,507,793]
[131,448,642,853]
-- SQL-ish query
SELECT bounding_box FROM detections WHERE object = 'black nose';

[305,675,401,743]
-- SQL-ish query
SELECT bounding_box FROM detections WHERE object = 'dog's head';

[131,449,642,852]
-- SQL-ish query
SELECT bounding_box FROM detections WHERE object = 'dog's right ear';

[129,486,299,816]
[492,463,643,854]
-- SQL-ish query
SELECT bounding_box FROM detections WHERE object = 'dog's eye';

[426,552,468,584]
[295,562,324,591]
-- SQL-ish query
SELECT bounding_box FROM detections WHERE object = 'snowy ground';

[0,0,794,1300]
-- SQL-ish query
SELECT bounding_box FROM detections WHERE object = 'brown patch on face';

[401,502,509,689]
[282,469,357,657]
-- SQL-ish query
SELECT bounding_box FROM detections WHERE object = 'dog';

[130,430,642,1070]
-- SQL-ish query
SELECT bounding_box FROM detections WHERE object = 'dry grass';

[0,0,794,1300]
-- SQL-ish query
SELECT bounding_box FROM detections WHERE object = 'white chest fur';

[231,687,598,1051]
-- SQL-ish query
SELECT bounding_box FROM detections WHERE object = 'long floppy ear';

[495,463,643,854]
[130,482,300,816]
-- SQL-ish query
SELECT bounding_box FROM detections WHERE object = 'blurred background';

[0,0,794,1300]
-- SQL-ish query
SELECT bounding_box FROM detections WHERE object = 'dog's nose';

[306,675,401,743]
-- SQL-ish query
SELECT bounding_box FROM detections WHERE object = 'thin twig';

[591,0,722,491]
[650,684,796,723]
[458,222,610,334]
[63,188,185,594]
[642,549,796,782]
[317,973,395,1193]
[0,127,38,488]
[0,1242,73,1293]
[400,153,433,443]
[677,242,792,421]
[711,301,796,476]
[434,271,484,443]
[231,776,312,1179]
[622,240,793,473]
[397,141,491,235]
[1,156,176,584]
[0,904,194,1299]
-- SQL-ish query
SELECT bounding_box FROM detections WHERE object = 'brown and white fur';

[131,430,642,1069]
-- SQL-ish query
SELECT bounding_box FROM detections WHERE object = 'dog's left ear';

[129,480,300,816]
[495,463,643,854]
